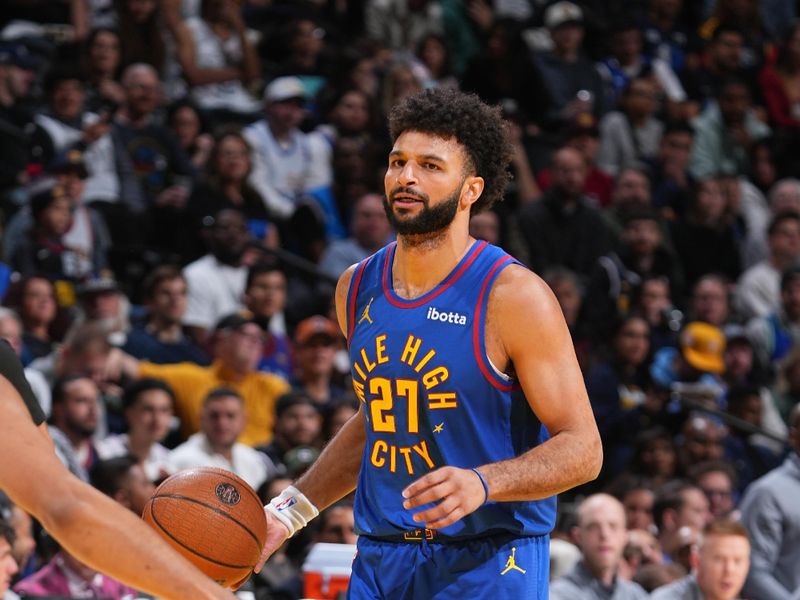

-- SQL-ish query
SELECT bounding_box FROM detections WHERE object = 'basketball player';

[0,340,235,600]
[259,88,602,597]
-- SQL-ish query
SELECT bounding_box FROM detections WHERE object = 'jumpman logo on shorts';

[500,547,526,575]
[358,297,374,325]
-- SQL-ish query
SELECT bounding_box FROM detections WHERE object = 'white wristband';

[265,485,319,537]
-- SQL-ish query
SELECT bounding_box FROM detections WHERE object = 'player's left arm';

[403,265,602,528]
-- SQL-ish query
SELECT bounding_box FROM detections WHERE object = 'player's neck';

[392,229,474,299]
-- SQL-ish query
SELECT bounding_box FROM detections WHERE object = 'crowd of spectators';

[1,0,800,598]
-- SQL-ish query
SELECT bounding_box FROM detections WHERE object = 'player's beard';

[383,183,462,243]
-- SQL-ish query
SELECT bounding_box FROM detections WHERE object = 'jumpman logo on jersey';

[358,297,374,326]
[433,423,444,433]
[500,547,526,575]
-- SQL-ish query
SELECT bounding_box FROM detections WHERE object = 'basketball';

[142,467,267,588]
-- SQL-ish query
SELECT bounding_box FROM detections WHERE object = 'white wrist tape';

[265,486,319,537]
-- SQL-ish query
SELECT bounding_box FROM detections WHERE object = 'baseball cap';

[76,276,119,297]
[263,76,306,104]
[48,148,89,179]
[544,1,584,29]
[283,445,320,477]
[0,41,37,69]
[214,311,267,333]
[680,322,725,374]
[294,315,339,346]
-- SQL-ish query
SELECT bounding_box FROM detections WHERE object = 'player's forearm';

[41,479,233,600]
[293,409,365,510]
[479,428,601,502]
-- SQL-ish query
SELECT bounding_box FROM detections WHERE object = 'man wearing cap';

[244,76,329,220]
[533,1,608,129]
[113,312,289,446]
[292,316,345,406]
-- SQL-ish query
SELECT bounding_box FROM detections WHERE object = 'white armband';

[265,485,319,537]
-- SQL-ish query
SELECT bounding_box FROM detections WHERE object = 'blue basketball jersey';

[346,240,556,539]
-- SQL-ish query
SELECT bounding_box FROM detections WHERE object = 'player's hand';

[253,508,291,573]
[402,466,487,529]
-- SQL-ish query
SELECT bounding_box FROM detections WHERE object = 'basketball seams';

[146,498,254,570]
[150,493,263,552]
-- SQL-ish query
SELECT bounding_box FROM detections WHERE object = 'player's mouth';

[391,194,424,208]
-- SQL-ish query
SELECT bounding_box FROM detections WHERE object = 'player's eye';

[390,159,405,168]
[423,163,440,170]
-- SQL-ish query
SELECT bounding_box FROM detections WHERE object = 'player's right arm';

[256,265,366,571]
[0,376,235,600]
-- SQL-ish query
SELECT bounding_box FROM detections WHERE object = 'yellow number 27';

[369,377,419,433]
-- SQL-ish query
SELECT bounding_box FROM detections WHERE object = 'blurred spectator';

[188,128,277,259]
[292,315,345,406]
[380,60,424,121]
[414,33,457,90]
[166,100,213,170]
[724,385,781,492]
[688,460,737,519]
[364,0,443,54]
[469,210,500,246]
[244,76,328,220]
[689,275,731,327]
[584,315,653,479]
[718,172,771,270]
[114,0,168,74]
[0,42,36,192]
[48,375,102,481]
[182,208,250,341]
[699,0,767,70]
[736,211,800,320]
[95,378,175,482]
[773,347,800,423]
[746,266,800,373]
[641,0,691,74]
[318,192,392,281]
[620,528,664,582]
[582,209,680,340]
[122,266,208,365]
[517,147,612,279]
[680,24,751,110]
[89,454,155,515]
[13,549,136,599]
[689,78,770,180]
[627,427,679,488]
[257,392,322,475]
[0,520,18,600]
[74,276,129,346]
[632,275,680,352]
[759,22,800,130]
[676,414,726,476]
[172,0,261,118]
[601,168,653,241]
[543,267,584,335]
[670,178,741,290]
[632,562,684,594]
[322,396,359,442]
[597,77,664,177]
[770,178,800,215]
[550,494,648,599]
[533,2,609,128]
[168,387,272,489]
[313,502,357,546]
[739,403,800,600]
[11,179,108,284]
[266,17,336,89]
[9,277,58,362]
[5,153,112,286]
[81,28,125,115]
[650,519,750,600]
[609,476,656,533]
[242,262,292,379]
[120,312,290,445]
[649,121,694,220]
[653,480,712,563]
[536,113,613,208]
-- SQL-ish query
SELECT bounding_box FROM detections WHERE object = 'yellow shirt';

[138,360,290,446]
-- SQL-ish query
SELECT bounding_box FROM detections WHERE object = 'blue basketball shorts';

[347,533,549,599]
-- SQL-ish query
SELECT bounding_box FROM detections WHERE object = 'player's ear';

[461,176,484,208]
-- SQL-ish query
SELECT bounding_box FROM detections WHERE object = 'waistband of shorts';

[362,528,529,545]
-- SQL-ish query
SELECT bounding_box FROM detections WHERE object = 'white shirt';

[168,433,271,490]
[736,261,780,320]
[95,434,173,482]
[183,254,247,329]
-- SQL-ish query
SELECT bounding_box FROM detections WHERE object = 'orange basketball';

[142,467,267,588]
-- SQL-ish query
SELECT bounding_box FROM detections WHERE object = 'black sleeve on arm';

[0,339,45,425]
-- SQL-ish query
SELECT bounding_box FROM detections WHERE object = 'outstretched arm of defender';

[256,265,366,570]
[403,265,602,527]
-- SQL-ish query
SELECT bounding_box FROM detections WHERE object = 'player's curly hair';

[388,88,513,214]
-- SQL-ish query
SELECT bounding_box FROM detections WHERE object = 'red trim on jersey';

[347,259,369,346]
[381,241,488,309]
[472,255,516,392]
